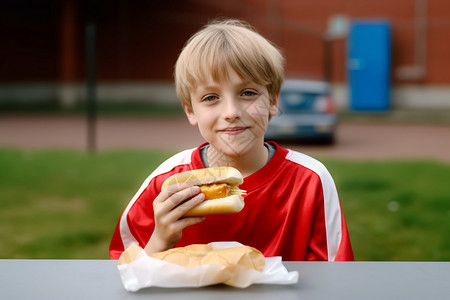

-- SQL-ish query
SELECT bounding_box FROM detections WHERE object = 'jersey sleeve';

[305,199,354,261]
[309,172,354,261]
[309,168,354,261]
[284,148,354,261]
[109,179,159,259]
[334,209,354,261]
[109,147,198,260]
[109,214,126,259]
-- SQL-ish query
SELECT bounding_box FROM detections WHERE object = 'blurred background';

[2,0,450,110]
[0,0,449,260]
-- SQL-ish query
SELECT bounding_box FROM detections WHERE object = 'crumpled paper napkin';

[118,241,299,291]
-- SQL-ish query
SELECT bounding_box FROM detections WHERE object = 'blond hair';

[175,19,285,111]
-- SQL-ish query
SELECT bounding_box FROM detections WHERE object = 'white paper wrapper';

[118,241,299,291]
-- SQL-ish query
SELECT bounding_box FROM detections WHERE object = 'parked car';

[265,79,337,144]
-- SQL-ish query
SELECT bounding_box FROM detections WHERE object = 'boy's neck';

[206,143,269,177]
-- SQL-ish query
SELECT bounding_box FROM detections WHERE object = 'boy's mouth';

[219,127,249,135]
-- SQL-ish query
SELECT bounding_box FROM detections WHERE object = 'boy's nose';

[222,97,242,121]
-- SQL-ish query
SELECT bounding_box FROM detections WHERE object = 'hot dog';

[161,167,246,217]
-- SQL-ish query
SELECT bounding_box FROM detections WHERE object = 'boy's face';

[184,66,278,160]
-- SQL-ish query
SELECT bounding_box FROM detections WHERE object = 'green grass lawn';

[326,159,450,261]
[1,148,449,261]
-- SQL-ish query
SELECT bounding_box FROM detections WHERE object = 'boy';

[110,19,354,261]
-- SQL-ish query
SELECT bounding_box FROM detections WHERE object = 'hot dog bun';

[162,167,246,217]
[151,244,266,271]
[161,166,244,189]
[119,243,266,273]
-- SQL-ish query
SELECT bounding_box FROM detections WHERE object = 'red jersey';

[109,142,354,261]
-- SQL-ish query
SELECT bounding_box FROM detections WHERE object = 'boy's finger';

[154,183,198,205]
[167,192,205,220]
[155,185,202,218]
[163,182,194,196]
[168,185,202,207]
[176,216,206,231]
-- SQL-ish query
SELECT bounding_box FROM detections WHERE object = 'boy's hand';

[144,183,206,255]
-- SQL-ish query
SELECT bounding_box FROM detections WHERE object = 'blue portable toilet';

[348,20,391,111]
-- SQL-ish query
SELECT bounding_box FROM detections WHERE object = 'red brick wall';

[1,0,449,84]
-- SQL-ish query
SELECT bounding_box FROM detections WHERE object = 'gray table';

[0,260,448,299]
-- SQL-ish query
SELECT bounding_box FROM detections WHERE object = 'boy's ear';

[269,94,279,117]
[183,104,198,126]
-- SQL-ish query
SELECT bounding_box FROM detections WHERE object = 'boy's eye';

[241,90,258,97]
[202,95,218,102]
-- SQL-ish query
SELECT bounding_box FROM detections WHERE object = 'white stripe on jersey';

[119,148,196,250]
[285,149,342,261]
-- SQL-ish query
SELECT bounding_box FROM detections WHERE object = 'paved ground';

[1,114,450,163]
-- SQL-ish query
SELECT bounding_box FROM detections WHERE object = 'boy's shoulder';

[276,144,332,180]
[148,147,198,180]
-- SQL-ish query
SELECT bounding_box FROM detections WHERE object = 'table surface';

[1,259,449,300]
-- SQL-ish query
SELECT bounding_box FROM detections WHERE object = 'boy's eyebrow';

[195,84,221,92]
[196,81,260,93]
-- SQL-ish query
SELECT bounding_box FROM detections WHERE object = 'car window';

[280,91,322,111]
